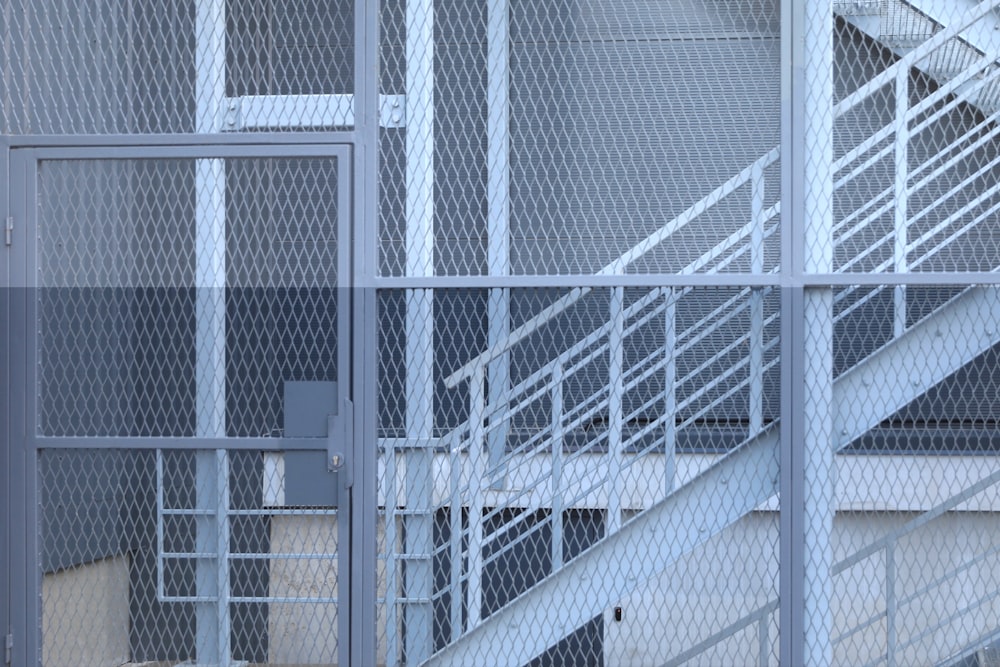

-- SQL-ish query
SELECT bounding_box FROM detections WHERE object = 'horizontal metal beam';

[227,93,406,130]
[29,436,328,451]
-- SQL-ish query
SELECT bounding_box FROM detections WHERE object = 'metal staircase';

[393,3,1000,665]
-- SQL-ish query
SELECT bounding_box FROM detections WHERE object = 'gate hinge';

[5,633,12,665]
[4,217,12,246]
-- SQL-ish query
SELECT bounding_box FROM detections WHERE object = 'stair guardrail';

[395,0,1000,651]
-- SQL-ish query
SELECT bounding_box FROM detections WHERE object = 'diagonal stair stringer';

[424,285,1000,667]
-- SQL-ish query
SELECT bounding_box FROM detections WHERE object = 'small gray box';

[282,381,339,506]
[283,381,338,437]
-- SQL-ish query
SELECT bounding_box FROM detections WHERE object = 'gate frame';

[5,140,364,667]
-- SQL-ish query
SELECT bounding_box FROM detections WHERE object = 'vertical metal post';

[663,289,676,496]
[449,441,463,641]
[466,367,486,629]
[893,68,909,338]
[749,165,766,437]
[0,141,10,666]
[385,445,400,666]
[194,1,228,663]
[486,0,511,488]
[355,0,382,664]
[550,363,565,571]
[802,0,835,663]
[886,545,897,667]
[404,0,435,661]
[780,0,806,662]
[607,287,625,534]
[759,613,770,667]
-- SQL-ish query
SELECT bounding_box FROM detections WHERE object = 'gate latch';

[328,397,354,488]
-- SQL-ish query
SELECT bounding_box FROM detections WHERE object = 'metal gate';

[7,144,356,666]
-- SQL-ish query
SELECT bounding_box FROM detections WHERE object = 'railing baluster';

[664,290,677,496]
[607,287,625,534]
[449,437,463,641]
[758,611,770,667]
[551,363,565,571]
[385,442,399,666]
[750,163,765,437]
[894,67,909,338]
[467,367,487,629]
[886,544,897,667]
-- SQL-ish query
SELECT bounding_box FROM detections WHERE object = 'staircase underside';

[424,286,1000,667]
[840,0,1000,113]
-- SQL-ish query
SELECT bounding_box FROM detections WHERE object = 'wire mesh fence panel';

[34,157,341,439]
[829,284,1000,667]
[376,286,781,666]
[376,0,782,278]
[37,448,343,667]
[1,0,356,134]
[828,0,1000,278]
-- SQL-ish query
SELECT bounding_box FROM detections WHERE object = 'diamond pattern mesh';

[377,0,782,277]
[829,0,1000,276]
[39,448,340,666]
[35,157,341,438]
[2,0,355,134]
[377,286,781,665]
[10,0,1000,666]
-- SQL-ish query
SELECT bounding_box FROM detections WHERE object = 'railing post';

[607,287,625,534]
[467,366,487,629]
[759,611,770,667]
[663,289,677,496]
[385,442,399,665]
[551,363,565,571]
[449,435,463,641]
[750,164,766,437]
[894,67,909,338]
[886,544,897,667]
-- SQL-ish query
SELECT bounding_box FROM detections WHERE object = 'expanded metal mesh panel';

[829,284,1000,666]
[34,157,341,438]
[829,2,1000,275]
[377,0,782,277]
[376,286,781,665]
[2,0,354,134]
[38,448,340,666]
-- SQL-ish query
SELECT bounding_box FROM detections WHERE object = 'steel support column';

[486,0,511,488]
[802,0,835,663]
[403,0,435,660]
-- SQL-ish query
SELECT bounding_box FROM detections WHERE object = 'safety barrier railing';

[384,0,1000,648]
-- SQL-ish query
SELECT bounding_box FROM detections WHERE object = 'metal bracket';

[5,633,12,665]
[5,217,12,246]
[379,94,406,128]
[328,397,354,489]
[223,98,241,130]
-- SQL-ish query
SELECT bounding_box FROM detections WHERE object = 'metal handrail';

[411,1,1000,644]
[442,147,780,388]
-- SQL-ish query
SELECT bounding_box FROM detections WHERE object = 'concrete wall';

[41,555,130,667]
